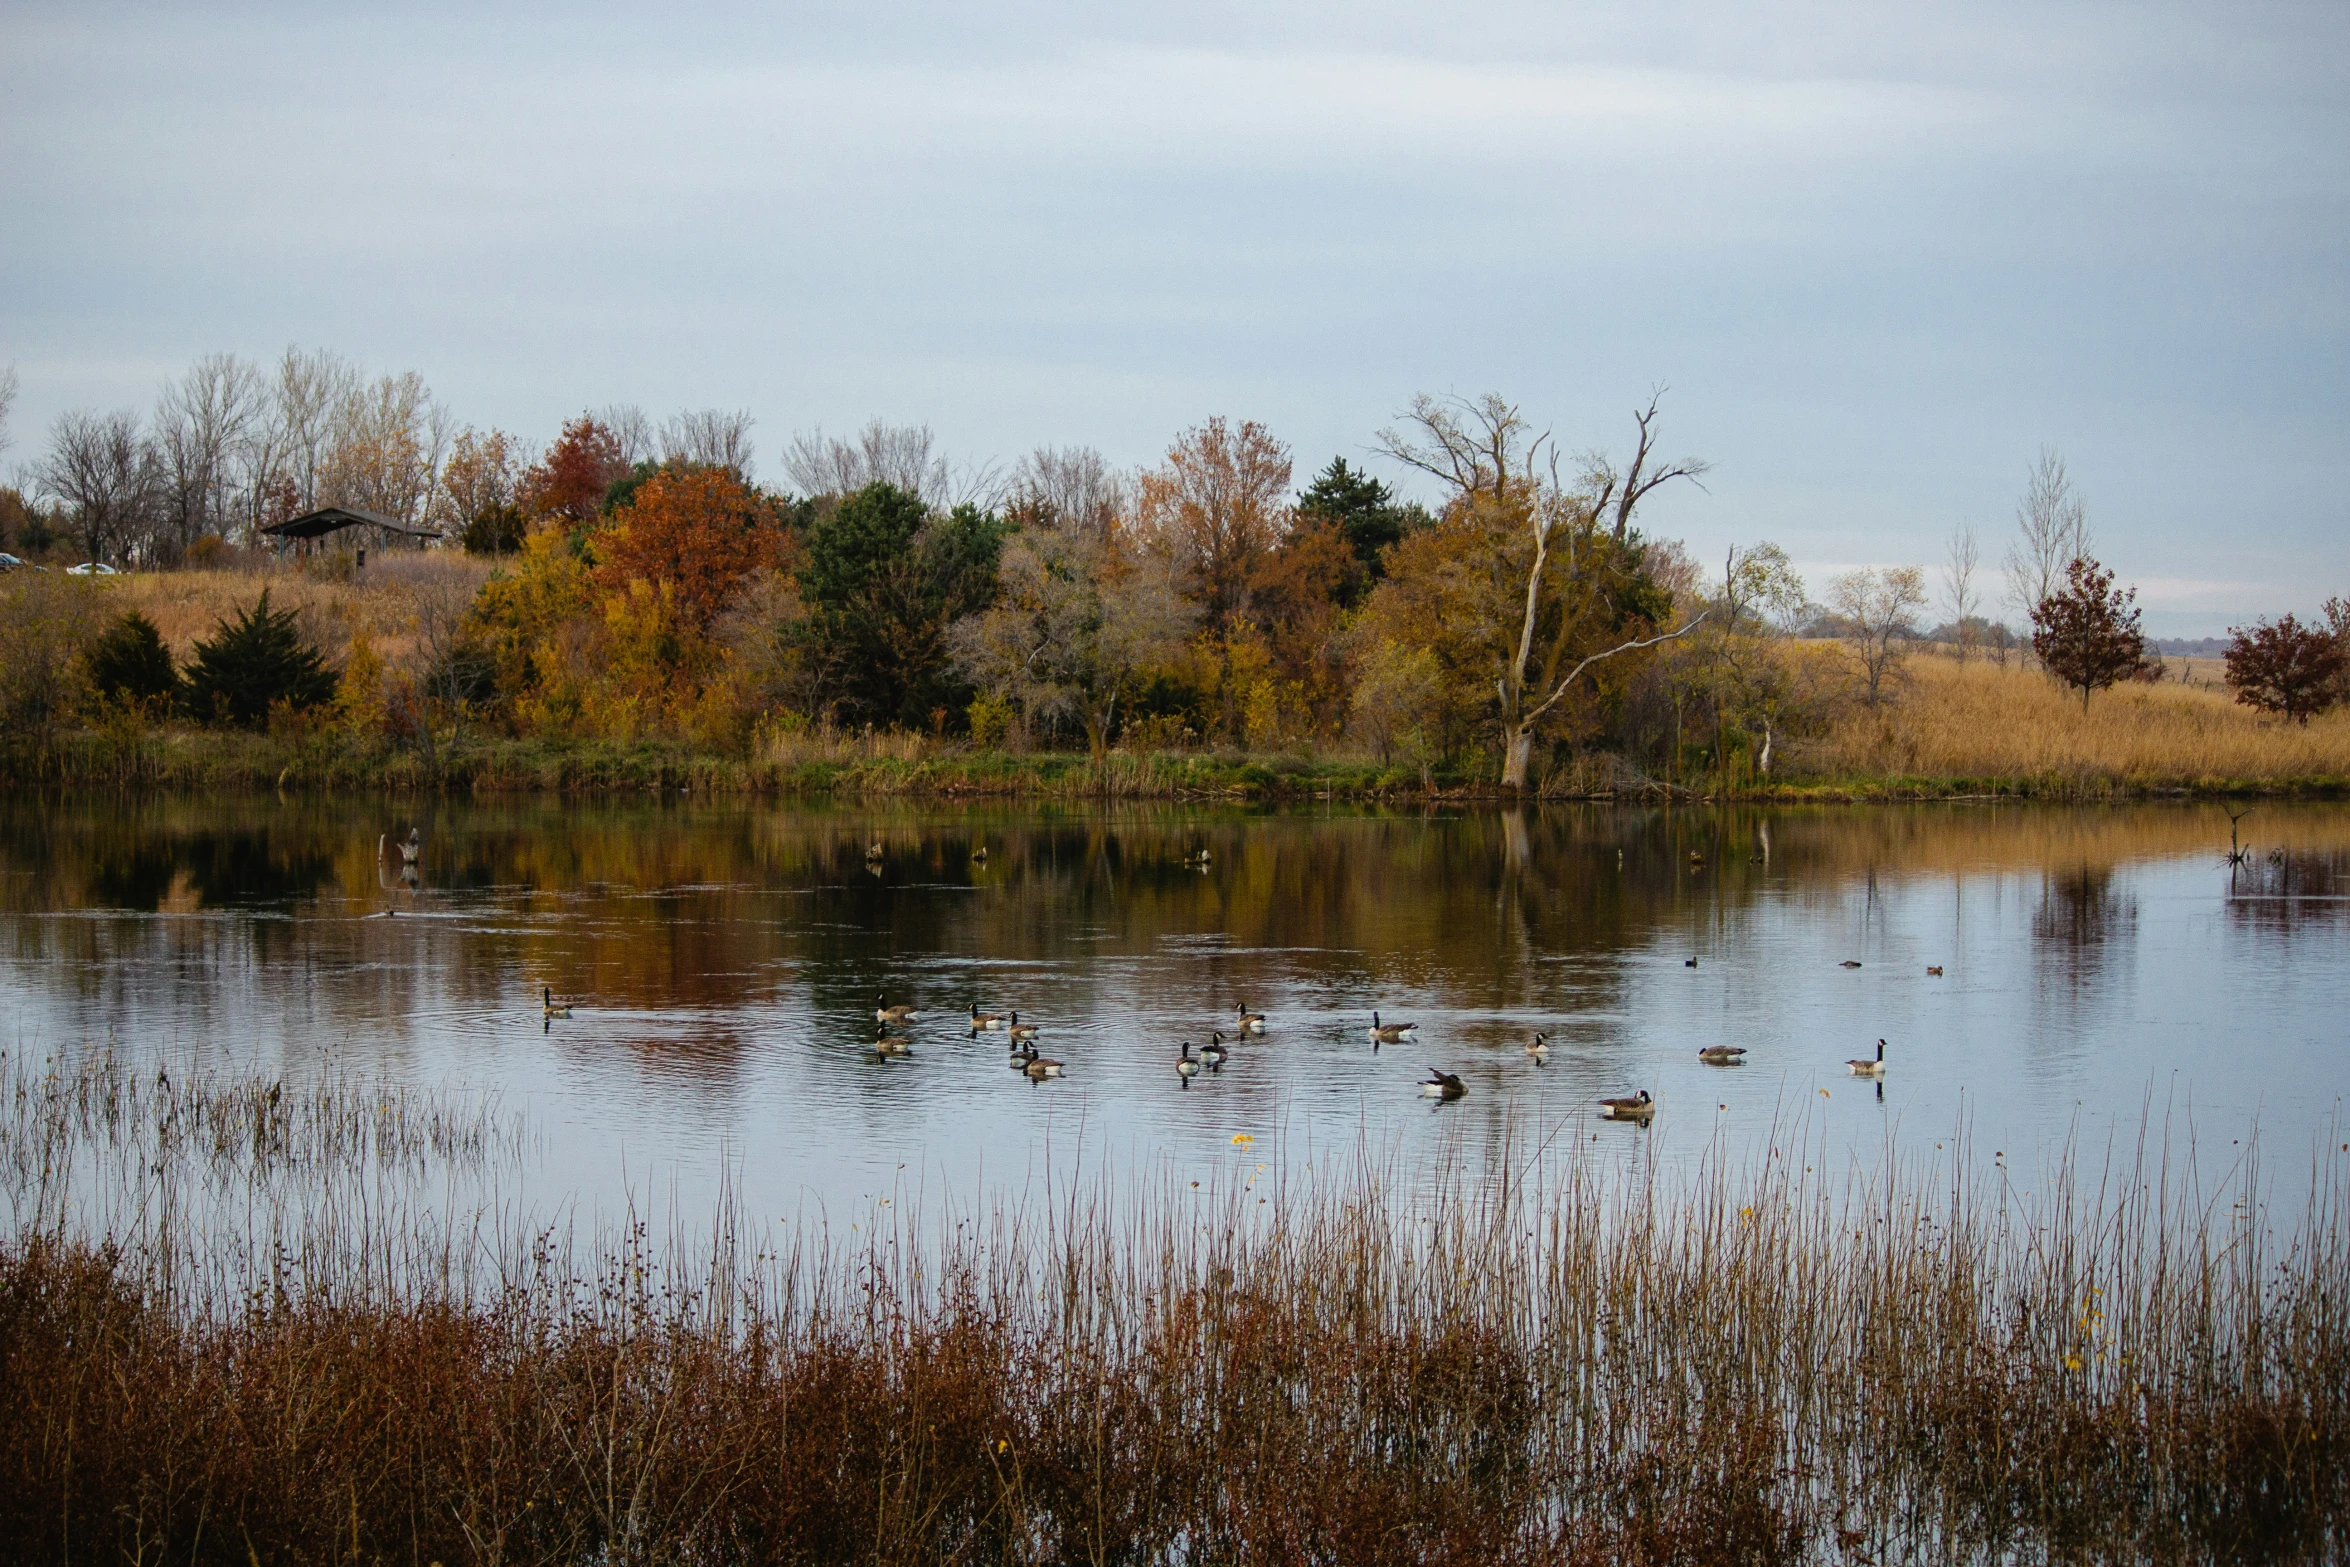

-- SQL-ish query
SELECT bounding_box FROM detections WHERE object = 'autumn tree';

[595,467,793,629]
[1657,542,1809,777]
[1829,565,1927,706]
[2224,606,2346,723]
[2030,555,2150,711]
[1136,418,1293,632]
[949,514,1194,756]
[1373,392,1705,788]
[523,415,629,526]
[438,427,528,554]
[317,370,449,530]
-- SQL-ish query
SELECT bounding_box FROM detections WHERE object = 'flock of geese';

[820,969,1912,1125]
[535,965,1912,1122]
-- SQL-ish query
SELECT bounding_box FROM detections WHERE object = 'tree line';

[1,353,2342,786]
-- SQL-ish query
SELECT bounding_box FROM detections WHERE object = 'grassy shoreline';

[10,723,2347,802]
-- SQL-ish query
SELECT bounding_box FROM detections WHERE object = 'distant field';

[1796,650,2350,793]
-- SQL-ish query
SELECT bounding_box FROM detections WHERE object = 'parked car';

[65,562,120,575]
[0,553,28,572]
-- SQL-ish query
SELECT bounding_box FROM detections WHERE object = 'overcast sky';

[3,0,2343,632]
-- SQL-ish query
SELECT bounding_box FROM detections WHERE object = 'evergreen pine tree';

[184,589,338,726]
[1295,457,1427,598]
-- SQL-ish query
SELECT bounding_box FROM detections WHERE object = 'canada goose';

[1201,1033,1228,1071]
[1176,1041,1200,1084]
[1185,846,1212,866]
[1007,1012,1039,1042]
[1235,1004,1266,1033]
[1421,1067,1466,1101]
[1847,1039,1887,1078]
[874,1025,912,1058]
[1839,960,1863,969]
[1684,957,1698,968]
[864,840,884,863]
[1525,1031,1551,1065]
[1598,1089,1655,1122]
[875,993,919,1025]
[399,828,421,865]
[1926,966,1944,977]
[969,1001,1007,1032]
[1366,1011,1417,1045]
[1019,1043,1064,1079]
[971,844,988,864]
[1697,1045,1746,1066]
[542,986,572,1019]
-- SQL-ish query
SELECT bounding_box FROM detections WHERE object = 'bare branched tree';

[1375,392,1542,504]
[659,408,756,477]
[35,409,162,565]
[1577,392,1714,545]
[782,420,995,509]
[600,405,656,467]
[1005,446,1128,541]
[319,370,449,533]
[153,353,264,562]
[1943,523,1981,662]
[271,347,357,515]
[2004,447,2089,629]
[1831,565,1928,706]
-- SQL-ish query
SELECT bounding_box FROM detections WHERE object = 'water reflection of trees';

[2228,850,2350,933]
[2032,862,2137,987]
[4,798,2348,1066]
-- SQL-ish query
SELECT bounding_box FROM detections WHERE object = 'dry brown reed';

[1803,653,2350,790]
[2,1049,2343,1563]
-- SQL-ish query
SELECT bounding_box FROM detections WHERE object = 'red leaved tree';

[2224,605,2346,724]
[522,416,628,526]
[2030,555,2150,711]
[594,466,790,629]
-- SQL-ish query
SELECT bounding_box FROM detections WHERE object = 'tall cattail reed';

[1,1048,2341,1562]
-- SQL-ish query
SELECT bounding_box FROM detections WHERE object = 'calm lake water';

[3,796,2346,1229]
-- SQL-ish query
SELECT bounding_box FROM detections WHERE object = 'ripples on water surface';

[3,797,2345,1229]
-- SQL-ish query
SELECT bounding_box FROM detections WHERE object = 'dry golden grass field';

[1801,650,2350,790]
[95,554,495,668]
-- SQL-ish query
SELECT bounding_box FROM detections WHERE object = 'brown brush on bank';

[0,1047,2343,1563]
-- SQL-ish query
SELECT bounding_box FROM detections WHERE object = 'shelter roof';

[261,506,442,542]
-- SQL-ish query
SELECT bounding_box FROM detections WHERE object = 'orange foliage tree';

[593,467,792,630]
[1136,418,1292,632]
